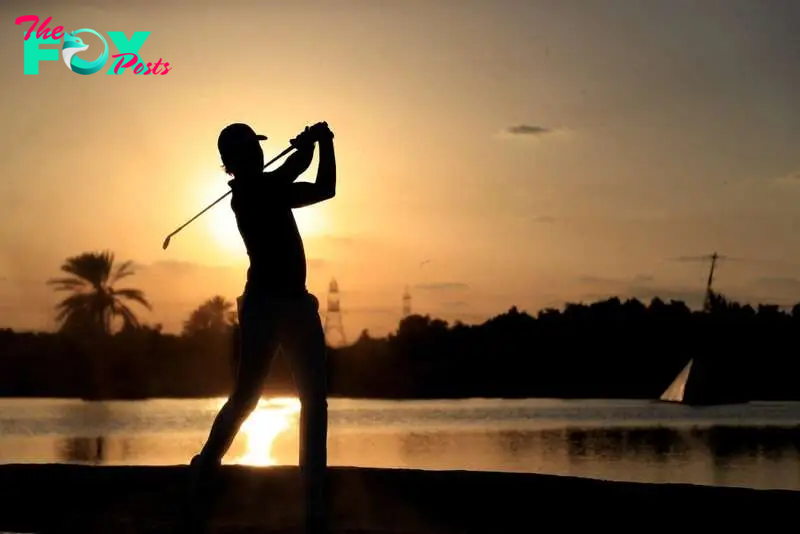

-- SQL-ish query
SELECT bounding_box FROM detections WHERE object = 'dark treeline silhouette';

[1,251,800,400]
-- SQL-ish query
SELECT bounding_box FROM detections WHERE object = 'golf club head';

[162,235,171,250]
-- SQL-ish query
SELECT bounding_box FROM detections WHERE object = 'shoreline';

[1,465,798,533]
[0,394,671,401]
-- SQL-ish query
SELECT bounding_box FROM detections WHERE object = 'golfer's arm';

[271,144,314,184]
[287,139,336,208]
[315,138,336,196]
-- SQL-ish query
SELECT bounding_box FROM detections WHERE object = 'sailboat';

[659,359,694,403]
[659,357,749,406]
[658,253,749,406]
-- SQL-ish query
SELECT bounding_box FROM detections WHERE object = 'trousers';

[194,289,328,533]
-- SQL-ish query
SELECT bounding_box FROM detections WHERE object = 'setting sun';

[293,205,328,236]
[235,397,301,466]
[207,201,244,254]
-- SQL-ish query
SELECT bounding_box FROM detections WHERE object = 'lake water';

[1,397,799,491]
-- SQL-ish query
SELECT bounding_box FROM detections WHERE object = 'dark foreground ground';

[1,465,799,533]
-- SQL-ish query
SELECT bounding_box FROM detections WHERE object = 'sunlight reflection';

[235,397,301,466]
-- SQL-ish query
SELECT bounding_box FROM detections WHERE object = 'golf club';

[161,145,296,250]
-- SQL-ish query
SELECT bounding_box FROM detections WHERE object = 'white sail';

[660,359,693,403]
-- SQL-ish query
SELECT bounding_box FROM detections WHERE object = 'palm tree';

[182,295,237,336]
[47,251,151,335]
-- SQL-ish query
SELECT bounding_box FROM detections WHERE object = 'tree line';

[0,251,798,400]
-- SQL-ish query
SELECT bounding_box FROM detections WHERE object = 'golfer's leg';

[182,303,278,533]
[198,319,278,467]
[281,296,328,533]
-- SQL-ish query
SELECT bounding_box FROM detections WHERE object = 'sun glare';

[207,201,244,253]
[293,206,327,236]
[235,397,301,466]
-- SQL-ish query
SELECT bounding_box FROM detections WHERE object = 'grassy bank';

[0,464,798,533]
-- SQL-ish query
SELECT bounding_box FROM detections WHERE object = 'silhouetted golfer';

[185,121,336,534]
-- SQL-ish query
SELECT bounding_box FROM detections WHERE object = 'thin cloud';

[773,170,800,187]
[577,276,608,285]
[669,254,742,263]
[578,274,655,286]
[137,258,325,273]
[670,255,713,263]
[752,277,800,293]
[413,282,469,292]
[341,306,398,316]
[532,215,556,223]
[135,260,205,275]
[306,234,359,247]
[441,300,469,308]
[499,124,571,142]
[506,124,552,136]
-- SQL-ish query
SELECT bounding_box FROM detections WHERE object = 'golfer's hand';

[309,121,334,142]
[290,126,314,150]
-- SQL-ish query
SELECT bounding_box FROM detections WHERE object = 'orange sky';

[2,1,800,336]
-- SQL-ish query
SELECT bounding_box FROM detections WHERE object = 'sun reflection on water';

[234,397,301,466]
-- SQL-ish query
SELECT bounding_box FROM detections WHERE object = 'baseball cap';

[217,123,267,159]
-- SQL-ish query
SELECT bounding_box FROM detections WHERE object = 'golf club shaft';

[162,145,295,249]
